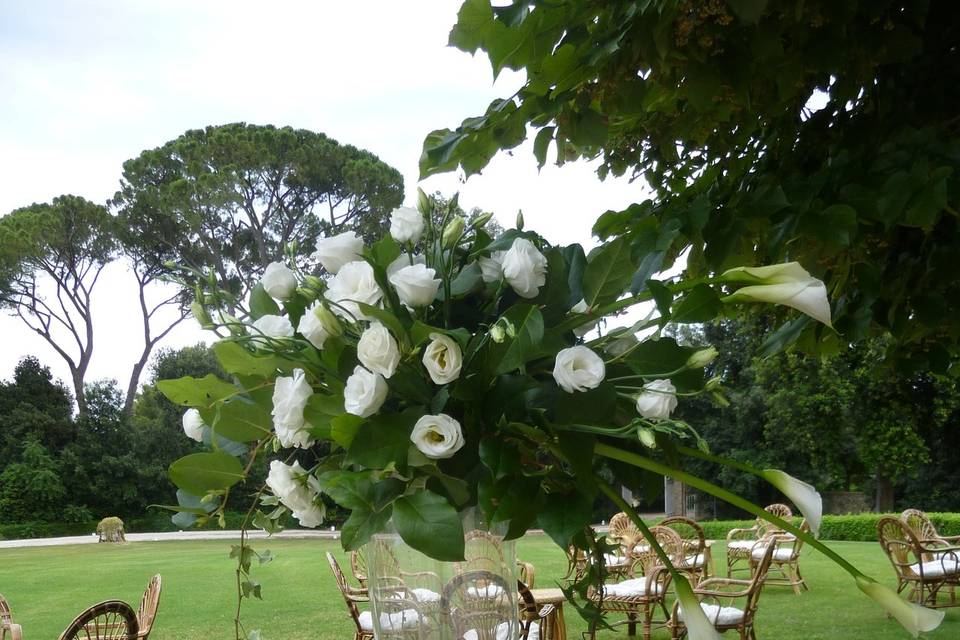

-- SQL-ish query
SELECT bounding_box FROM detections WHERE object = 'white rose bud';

[442,216,466,248]
[324,260,383,321]
[410,413,465,459]
[311,231,364,274]
[389,206,425,244]
[422,333,463,385]
[571,299,600,338]
[344,365,388,418]
[635,378,678,420]
[297,302,330,350]
[389,263,441,308]
[552,346,606,393]
[182,408,205,442]
[501,238,548,299]
[260,262,297,301]
[479,250,506,283]
[357,323,400,378]
[252,314,294,345]
[272,368,315,449]
[686,346,719,369]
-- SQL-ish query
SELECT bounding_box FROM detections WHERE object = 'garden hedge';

[698,512,960,542]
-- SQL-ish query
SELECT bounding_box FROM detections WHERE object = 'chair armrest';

[8,623,23,640]
[693,585,752,599]
[726,527,758,542]
[940,534,960,543]
[918,544,960,556]
[534,604,556,620]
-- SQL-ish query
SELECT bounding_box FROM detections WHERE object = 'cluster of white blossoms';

[265,460,325,527]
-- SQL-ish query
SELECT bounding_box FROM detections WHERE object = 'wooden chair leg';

[627,612,637,637]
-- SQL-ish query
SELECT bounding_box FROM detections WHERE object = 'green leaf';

[249,283,280,320]
[213,341,281,377]
[533,126,555,168]
[370,236,402,269]
[346,410,418,468]
[629,251,665,295]
[670,284,722,323]
[728,0,768,23]
[489,304,544,375]
[169,452,245,495]
[213,398,273,442]
[562,244,587,308]
[446,261,483,298]
[448,0,495,54]
[157,374,239,408]
[479,438,521,480]
[554,382,617,425]
[759,316,810,357]
[393,491,465,561]
[904,178,947,228]
[583,237,633,306]
[538,490,594,547]
[355,303,408,346]
[341,506,394,551]
[171,511,198,528]
[330,414,364,448]
[647,280,673,320]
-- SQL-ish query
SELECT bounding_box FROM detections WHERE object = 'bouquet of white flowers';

[161,191,940,639]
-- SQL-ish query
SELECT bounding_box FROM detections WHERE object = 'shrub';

[699,512,960,542]
[96,516,126,542]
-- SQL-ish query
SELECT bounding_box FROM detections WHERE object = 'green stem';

[594,442,865,579]
[675,445,758,477]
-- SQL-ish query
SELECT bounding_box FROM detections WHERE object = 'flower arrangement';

[160,191,941,639]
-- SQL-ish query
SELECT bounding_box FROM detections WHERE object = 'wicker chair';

[518,580,556,640]
[660,517,710,581]
[517,560,536,589]
[877,516,960,608]
[57,600,139,640]
[668,540,777,640]
[748,521,809,595]
[606,513,642,580]
[135,575,162,639]
[902,509,960,555]
[1,594,22,640]
[351,549,369,592]
[588,525,684,640]
[443,570,515,640]
[328,552,375,640]
[725,503,793,578]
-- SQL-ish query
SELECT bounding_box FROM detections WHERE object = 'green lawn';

[1,535,957,639]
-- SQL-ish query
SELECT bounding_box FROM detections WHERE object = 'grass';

[1,535,958,639]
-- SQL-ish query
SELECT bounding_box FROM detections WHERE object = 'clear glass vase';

[365,509,518,640]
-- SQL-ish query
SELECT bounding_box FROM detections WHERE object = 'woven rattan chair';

[606,513,642,580]
[351,549,369,591]
[749,521,809,595]
[57,600,139,640]
[660,517,710,581]
[588,525,684,640]
[902,509,960,554]
[135,575,162,639]
[518,580,556,640]
[877,516,960,608]
[725,503,793,578]
[668,540,777,640]
[1,594,22,640]
[328,552,375,640]
[444,570,514,640]
[517,560,536,589]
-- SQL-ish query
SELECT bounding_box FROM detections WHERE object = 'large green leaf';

[537,490,594,547]
[157,374,239,408]
[393,491,465,561]
[670,284,722,323]
[341,506,393,551]
[213,398,273,442]
[582,237,634,306]
[213,341,281,377]
[489,304,544,375]
[345,411,418,468]
[249,283,280,320]
[169,452,245,495]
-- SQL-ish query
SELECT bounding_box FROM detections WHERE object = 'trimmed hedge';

[698,512,960,542]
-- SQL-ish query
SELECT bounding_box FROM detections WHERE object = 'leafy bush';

[699,513,960,542]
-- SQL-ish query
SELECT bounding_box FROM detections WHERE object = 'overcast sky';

[0,0,652,392]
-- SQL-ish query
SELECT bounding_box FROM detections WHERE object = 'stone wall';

[822,490,871,514]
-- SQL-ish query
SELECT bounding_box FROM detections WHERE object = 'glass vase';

[365,509,518,640]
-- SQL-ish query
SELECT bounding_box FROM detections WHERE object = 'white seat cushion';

[384,587,441,603]
[633,544,650,554]
[463,621,537,640]
[602,578,662,597]
[909,558,960,578]
[604,553,628,566]
[678,603,745,626]
[358,608,421,632]
[683,553,706,566]
[934,551,959,562]
[727,541,755,550]
[466,584,506,599]
[751,547,794,562]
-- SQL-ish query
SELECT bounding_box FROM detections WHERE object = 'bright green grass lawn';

[1,535,957,639]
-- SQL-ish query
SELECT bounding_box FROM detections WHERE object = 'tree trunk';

[123,356,148,417]
[71,366,87,417]
[875,473,895,512]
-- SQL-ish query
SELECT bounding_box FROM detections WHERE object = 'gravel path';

[0,529,340,549]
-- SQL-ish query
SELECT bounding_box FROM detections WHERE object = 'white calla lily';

[856,576,944,638]
[674,577,723,640]
[762,469,823,537]
[720,262,832,327]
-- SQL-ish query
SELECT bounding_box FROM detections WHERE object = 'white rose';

[571,299,600,338]
[182,408,205,442]
[357,323,400,378]
[635,378,678,420]
[422,333,462,385]
[311,231,364,274]
[389,263,441,308]
[553,346,606,393]
[292,502,326,528]
[386,253,426,278]
[251,314,294,345]
[266,460,325,528]
[410,413,465,459]
[389,206,425,244]
[501,238,547,298]
[324,260,383,321]
[344,365,388,418]
[479,250,506,283]
[260,262,297,301]
[272,368,315,448]
[297,302,330,350]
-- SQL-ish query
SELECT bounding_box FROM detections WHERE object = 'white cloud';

[0,0,651,391]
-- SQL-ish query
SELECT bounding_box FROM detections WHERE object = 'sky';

[0,0,652,392]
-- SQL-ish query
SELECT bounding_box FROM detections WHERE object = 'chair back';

[608,512,641,550]
[901,509,940,542]
[659,516,706,569]
[517,560,535,589]
[758,503,793,535]
[57,600,139,640]
[0,593,12,626]
[136,575,162,639]
[462,530,507,573]
[443,570,514,640]
[327,552,365,636]
[877,516,923,579]
[350,549,369,588]
[631,525,684,576]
